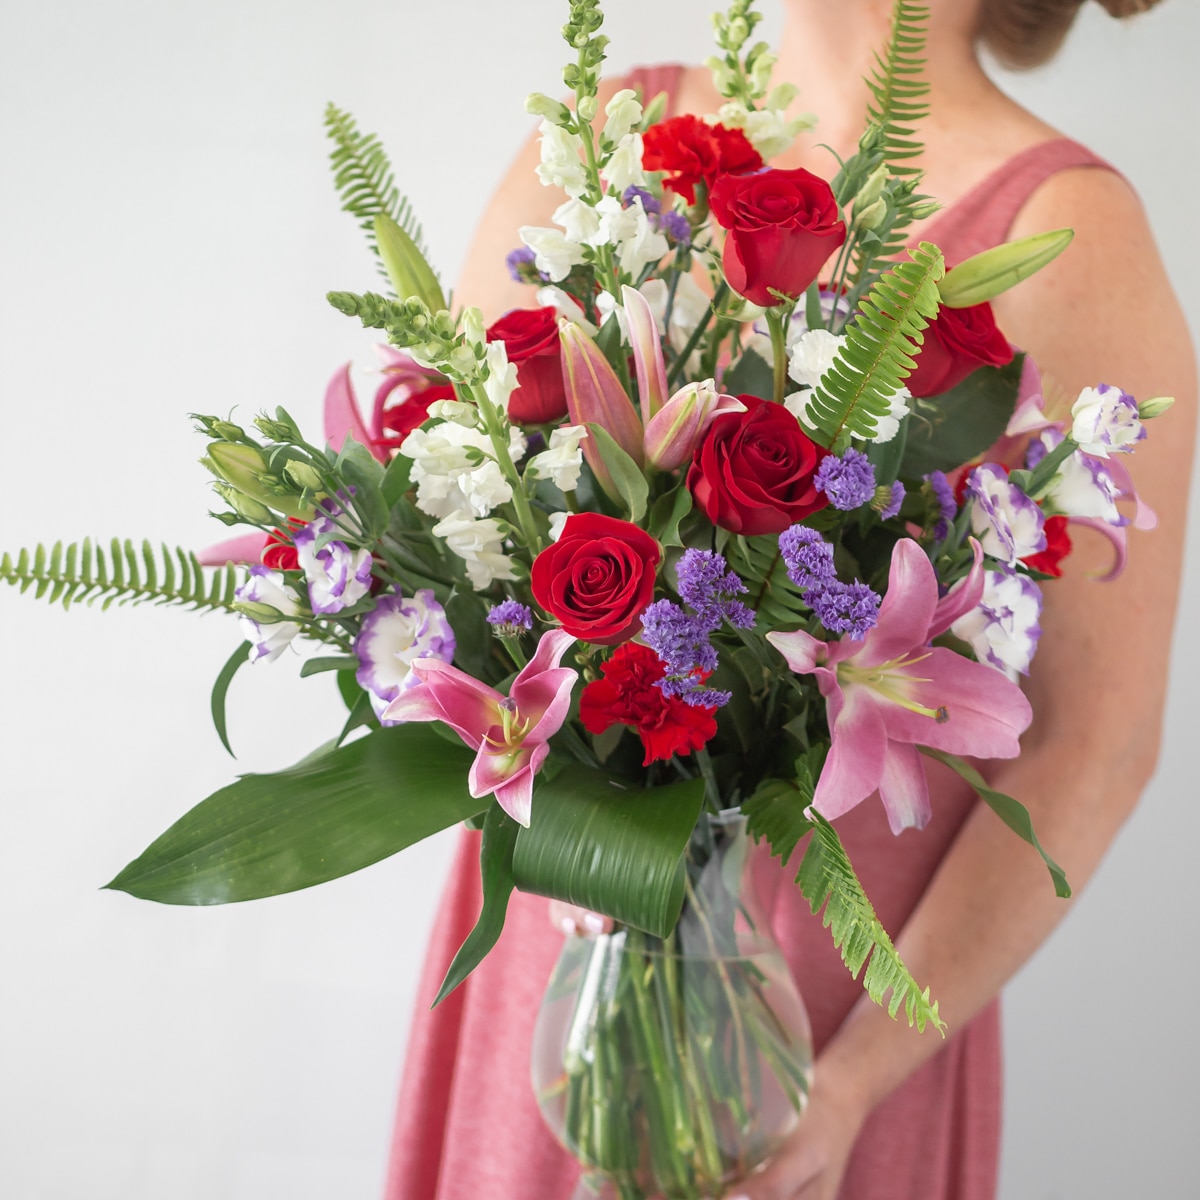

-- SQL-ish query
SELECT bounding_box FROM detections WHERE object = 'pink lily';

[622,284,669,423]
[382,629,577,827]
[767,539,1032,834]
[644,380,746,471]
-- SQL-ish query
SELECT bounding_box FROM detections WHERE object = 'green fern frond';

[797,812,944,1033]
[324,103,437,288]
[0,539,242,615]
[865,1,931,175]
[807,241,944,451]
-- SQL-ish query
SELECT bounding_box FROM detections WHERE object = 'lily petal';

[623,285,670,423]
[929,538,985,639]
[197,533,268,567]
[812,686,889,820]
[324,363,374,455]
[859,539,940,667]
[877,742,932,834]
[766,628,829,675]
[1072,516,1128,581]
[382,658,500,750]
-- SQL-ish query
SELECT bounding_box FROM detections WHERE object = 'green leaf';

[899,354,1024,478]
[647,486,693,548]
[722,348,773,400]
[299,655,361,678]
[918,747,1071,898]
[742,778,815,865]
[865,2,931,176]
[585,423,649,523]
[210,641,250,757]
[445,588,491,679]
[381,451,414,508]
[433,803,519,1006]
[106,726,477,904]
[867,413,909,487]
[512,768,706,937]
[796,812,944,1032]
[336,686,376,746]
[336,435,390,538]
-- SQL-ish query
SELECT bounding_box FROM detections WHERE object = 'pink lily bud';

[644,381,746,472]
[621,284,669,422]
[559,320,645,497]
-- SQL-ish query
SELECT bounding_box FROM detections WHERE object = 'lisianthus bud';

[1138,395,1175,419]
[283,460,324,492]
[214,483,272,524]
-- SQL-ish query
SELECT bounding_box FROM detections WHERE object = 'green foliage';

[324,103,437,290]
[211,640,250,757]
[806,242,945,451]
[0,539,242,615]
[106,726,480,904]
[727,533,809,631]
[587,423,648,522]
[865,1,931,176]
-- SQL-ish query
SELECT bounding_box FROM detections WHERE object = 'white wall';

[0,2,1195,1197]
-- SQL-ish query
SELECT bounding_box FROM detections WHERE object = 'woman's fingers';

[547,900,613,937]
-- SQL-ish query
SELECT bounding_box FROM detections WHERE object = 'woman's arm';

[725,171,1197,1200]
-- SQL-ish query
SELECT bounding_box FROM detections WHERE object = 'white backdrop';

[0,2,1196,1198]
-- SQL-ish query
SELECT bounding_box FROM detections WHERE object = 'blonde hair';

[979,0,1164,70]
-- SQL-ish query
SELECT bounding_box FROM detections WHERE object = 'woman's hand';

[721,1068,868,1200]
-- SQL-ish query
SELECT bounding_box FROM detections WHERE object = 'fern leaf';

[865,1,931,175]
[324,103,437,289]
[807,242,944,451]
[797,812,944,1033]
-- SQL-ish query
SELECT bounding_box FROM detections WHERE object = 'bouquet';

[1,0,1172,1195]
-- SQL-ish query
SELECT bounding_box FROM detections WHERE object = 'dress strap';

[622,64,687,119]
[920,137,1125,265]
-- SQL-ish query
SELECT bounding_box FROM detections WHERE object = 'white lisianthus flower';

[552,197,602,246]
[432,511,520,590]
[1031,430,1124,525]
[235,567,303,663]
[518,226,587,282]
[966,464,1046,565]
[602,133,646,194]
[952,569,1043,679]
[528,424,588,492]
[602,89,642,145]
[536,120,588,197]
[484,340,519,414]
[1070,383,1145,458]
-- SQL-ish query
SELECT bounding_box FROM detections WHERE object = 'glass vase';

[531,811,814,1200]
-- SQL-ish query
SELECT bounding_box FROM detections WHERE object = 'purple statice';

[778,525,837,589]
[505,245,543,283]
[622,185,661,215]
[293,515,373,615]
[656,209,691,246]
[808,581,882,641]
[1024,437,1048,471]
[814,448,876,511]
[877,480,905,520]
[639,599,729,707]
[486,599,534,637]
[674,549,755,630]
[924,470,957,541]
[355,591,456,722]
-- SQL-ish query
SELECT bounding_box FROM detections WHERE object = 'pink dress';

[384,67,1119,1200]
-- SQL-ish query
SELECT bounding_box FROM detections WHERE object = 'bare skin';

[459,2,1196,1197]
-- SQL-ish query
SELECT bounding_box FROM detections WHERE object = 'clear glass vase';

[531,811,814,1200]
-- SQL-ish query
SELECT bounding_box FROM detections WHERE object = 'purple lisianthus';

[966,464,1045,566]
[487,599,534,637]
[355,590,456,722]
[675,549,755,630]
[235,566,303,663]
[1029,430,1125,526]
[815,449,876,511]
[294,515,374,614]
[951,568,1043,678]
[1070,382,1144,458]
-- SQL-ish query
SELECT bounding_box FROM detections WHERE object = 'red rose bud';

[1022,515,1072,577]
[485,307,569,424]
[905,300,1014,398]
[687,395,829,535]
[641,114,762,206]
[530,513,661,646]
[709,167,846,308]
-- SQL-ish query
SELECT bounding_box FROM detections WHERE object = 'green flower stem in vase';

[532,812,814,1200]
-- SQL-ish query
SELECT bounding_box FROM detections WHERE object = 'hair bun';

[1094,0,1163,16]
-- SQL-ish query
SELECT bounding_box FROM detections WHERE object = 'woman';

[386,2,1195,1198]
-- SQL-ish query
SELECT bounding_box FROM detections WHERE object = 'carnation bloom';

[767,539,1032,833]
[641,114,762,205]
[580,642,718,766]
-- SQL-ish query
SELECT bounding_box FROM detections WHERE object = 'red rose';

[905,301,1014,398]
[486,306,568,424]
[261,518,306,571]
[1022,515,1072,577]
[530,514,661,646]
[377,382,455,452]
[709,167,846,308]
[687,396,829,535]
[580,642,718,765]
[641,114,762,205]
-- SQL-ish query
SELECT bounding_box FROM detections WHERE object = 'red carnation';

[1022,515,1072,577]
[905,301,1014,398]
[642,114,762,205]
[580,642,718,765]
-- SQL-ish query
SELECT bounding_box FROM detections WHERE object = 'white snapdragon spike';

[952,569,1043,679]
[401,421,524,520]
[613,197,669,277]
[535,285,598,333]
[235,566,303,663]
[426,398,477,427]
[552,197,601,246]
[432,511,519,590]
[602,133,646,195]
[602,89,642,145]
[548,511,570,542]
[966,464,1046,565]
[528,424,588,492]
[460,306,487,354]
[536,120,588,197]
[1071,383,1145,458]
[518,226,587,282]
[716,99,813,159]
[483,340,519,414]
[1030,430,1124,525]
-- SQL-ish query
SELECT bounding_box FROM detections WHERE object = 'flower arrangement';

[0,0,1173,1191]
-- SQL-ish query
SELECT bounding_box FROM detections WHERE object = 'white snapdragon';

[432,511,519,590]
[1070,383,1145,458]
[552,197,602,246]
[536,120,588,198]
[401,421,526,520]
[484,340,519,414]
[548,511,571,542]
[716,99,814,159]
[593,194,668,277]
[519,226,587,282]
[528,424,588,492]
[602,89,642,145]
[951,570,1043,679]
[426,398,477,427]
[602,133,646,194]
